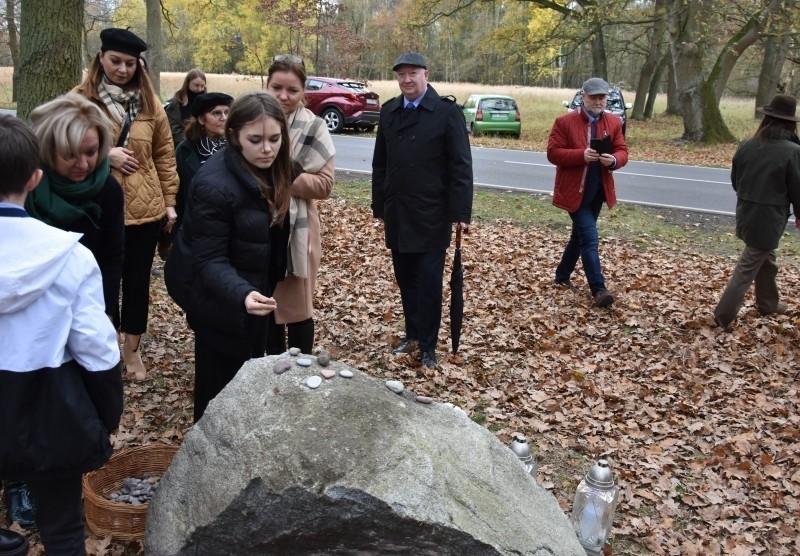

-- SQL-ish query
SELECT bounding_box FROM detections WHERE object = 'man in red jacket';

[547,77,629,307]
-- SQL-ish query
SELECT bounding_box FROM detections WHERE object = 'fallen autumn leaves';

[7,196,799,556]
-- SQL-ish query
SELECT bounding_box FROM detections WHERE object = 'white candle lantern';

[570,459,619,555]
[508,435,537,477]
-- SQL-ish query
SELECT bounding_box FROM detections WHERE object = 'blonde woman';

[73,27,179,381]
[26,93,124,319]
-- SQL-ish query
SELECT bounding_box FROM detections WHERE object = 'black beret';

[100,28,147,58]
[191,92,234,118]
[392,52,427,71]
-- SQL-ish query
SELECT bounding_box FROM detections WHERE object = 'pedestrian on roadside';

[548,77,629,307]
[73,27,179,381]
[0,114,123,556]
[713,94,800,329]
[164,92,293,422]
[164,68,207,147]
[371,52,473,369]
[265,55,336,355]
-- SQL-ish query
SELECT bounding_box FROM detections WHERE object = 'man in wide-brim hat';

[713,94,800,329]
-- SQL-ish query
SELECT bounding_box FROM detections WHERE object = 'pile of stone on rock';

[106,474,160,505]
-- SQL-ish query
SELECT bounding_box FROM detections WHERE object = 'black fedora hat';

[100,28,147,58]
[191,92,234,118]
[756,94,800,122]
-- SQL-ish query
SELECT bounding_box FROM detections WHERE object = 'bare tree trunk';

[6,0,19,101]
[755,1,796,116]
[710,0,783,103]
[632,0,669,120]
[669,0,708,140]
[18,0,82,120]
[671,40,704,139]
[146,0,162,98]
[589,25,607,79]
[665,56,681,115]
[644,51,668,119]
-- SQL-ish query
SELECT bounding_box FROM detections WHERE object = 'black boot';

[0,528,29,556]
[287,318,314,355]
[2,481,36,529]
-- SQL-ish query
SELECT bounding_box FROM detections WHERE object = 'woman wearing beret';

[265,56,335,355]
[173,92,233,234]
[713,94,800,329]
[164,68,207,147]
[73,28,179,381]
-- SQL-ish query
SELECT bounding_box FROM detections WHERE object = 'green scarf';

[25,158,110,229]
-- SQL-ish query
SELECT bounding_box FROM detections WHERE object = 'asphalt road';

[332,134,736,216]
[0,108,735,216]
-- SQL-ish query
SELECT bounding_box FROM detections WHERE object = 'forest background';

[2,0,800,142]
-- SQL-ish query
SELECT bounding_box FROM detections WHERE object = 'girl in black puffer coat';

[165,92,294,422]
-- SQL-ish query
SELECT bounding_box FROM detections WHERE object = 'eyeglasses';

[273,54,305,67]
[210,109,230,120]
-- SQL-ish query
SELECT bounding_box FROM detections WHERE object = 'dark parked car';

[304,76,381,134]
[562,86,632,135]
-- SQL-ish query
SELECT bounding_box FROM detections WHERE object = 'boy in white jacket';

[0,114,122,556]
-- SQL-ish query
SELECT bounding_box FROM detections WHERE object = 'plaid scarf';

[98,76,141,148]
[285,107,335,278]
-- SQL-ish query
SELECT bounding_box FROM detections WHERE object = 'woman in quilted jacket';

[74,28,179,381]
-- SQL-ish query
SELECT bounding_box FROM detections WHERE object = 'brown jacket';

[272,158,334,324]
[83,97,179,226]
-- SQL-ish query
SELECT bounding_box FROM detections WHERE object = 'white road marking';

[503,161,729,184]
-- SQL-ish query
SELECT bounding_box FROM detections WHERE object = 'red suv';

[304,76,381,133]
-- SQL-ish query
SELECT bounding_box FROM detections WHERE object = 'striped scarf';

[285,107,335,279]
[98,76,141,148]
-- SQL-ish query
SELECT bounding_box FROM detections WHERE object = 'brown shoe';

[759,301,788,317]
[593,288,614,308]
[122,334,147,381]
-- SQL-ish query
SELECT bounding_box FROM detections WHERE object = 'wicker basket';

[83,444,179,541]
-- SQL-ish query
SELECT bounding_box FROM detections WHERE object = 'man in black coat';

[371,51,473,368]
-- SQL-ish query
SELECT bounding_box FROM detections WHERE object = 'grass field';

[0,68,759,168]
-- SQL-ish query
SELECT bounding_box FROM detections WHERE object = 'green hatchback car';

[462,94,521,138]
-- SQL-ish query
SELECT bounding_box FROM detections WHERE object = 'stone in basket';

[83,444,178,541]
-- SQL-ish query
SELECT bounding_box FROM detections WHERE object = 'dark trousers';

[555,191,606,294]
[119,221,161,334]
[26,475,85,556]
[193,319,268,423]
[193,338,248,423]
[391,249,446,353]
[266,317,315,355]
